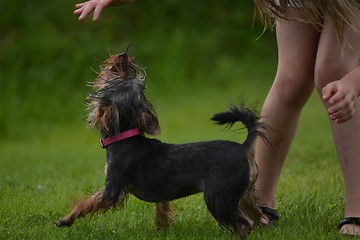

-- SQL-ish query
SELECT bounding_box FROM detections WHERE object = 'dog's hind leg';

[239,184,262,227]
[155,201,173,229]
[56,188,127,227]
[203,189,252,239]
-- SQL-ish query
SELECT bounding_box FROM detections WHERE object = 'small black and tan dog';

[56,47,268,238]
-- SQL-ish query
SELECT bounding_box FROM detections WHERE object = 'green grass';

[0,90,350,240]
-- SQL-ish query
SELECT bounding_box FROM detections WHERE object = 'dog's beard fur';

[57,49,268,239]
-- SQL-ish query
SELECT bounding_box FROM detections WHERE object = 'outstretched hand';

[74,0,132,21]
[322,80,358,124]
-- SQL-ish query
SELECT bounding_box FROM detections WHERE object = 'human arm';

[74,0,133,21]
[322,65,360,124]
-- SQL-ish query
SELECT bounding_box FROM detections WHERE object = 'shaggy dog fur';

[56,47,268,239]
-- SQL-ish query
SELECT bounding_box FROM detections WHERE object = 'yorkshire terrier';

[56,46,268,239]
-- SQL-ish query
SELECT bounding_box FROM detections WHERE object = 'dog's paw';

[55,218,73,227]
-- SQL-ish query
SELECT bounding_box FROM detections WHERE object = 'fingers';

[327,89,348,106]
[74,0,131,21]
[80,4,97,21]
[322,81,357,124]
[331,110,354,124]
[75,2,88,8]
[74,0,104,21]
[327,95,356,124]
[74,1,96,21]
[329,104,355,123]
[322,82,336,102]
[93,4,106,21]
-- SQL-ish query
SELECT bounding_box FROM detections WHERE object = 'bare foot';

[259,206,279,226]
[260,214,271,226]
[340,224,360,236]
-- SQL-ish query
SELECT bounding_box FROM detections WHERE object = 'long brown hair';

[254,0,360,44]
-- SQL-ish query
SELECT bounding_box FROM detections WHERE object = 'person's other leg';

[255,8,320,218]
[315,15,360,235]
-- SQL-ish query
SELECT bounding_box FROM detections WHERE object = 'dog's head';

[87,47,160,137]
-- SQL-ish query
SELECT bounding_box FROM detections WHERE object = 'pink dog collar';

[100,128,141,148]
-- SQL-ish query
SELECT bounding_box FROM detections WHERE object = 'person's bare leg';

[315,16,360,236]
[255,8,320,221]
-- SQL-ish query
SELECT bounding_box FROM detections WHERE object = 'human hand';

[322,80,358,124]
[74,0,133,21]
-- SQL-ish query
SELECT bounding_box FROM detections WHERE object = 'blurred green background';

[0,0,278,143]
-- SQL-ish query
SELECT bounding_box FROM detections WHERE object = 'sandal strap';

[259,206,279,222]
[338,217,360,229]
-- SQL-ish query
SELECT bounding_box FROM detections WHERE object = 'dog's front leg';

[155,201,173,229]
[56,188,127,227]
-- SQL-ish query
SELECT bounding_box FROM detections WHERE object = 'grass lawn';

[0,85,350,239]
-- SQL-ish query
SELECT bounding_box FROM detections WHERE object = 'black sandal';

[259,206,279,223]
[338,217,360,229]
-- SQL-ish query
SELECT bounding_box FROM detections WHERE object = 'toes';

[340,224,360,236]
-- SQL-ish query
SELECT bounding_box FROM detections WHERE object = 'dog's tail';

[211,105,269,149]
[211,105,269,226]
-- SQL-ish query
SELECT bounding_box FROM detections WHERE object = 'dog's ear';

[90,105,117,134]
[140,108,160,136]
[101,106,116,133]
